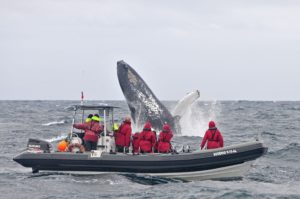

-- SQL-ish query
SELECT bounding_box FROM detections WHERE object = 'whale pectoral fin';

[172,90,200,116]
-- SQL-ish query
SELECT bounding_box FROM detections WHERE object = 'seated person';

[139,122,156,153]
[115,116,132,153]
[157,124,173,153]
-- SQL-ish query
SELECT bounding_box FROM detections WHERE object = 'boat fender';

[57,140,68,152]
[66,143,85,153]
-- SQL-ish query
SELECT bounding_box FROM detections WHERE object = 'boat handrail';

[68,105,120,111]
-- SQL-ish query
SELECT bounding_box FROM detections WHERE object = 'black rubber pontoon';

[14,140,267,177]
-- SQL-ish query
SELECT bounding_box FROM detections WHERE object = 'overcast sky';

[1,0,299,101]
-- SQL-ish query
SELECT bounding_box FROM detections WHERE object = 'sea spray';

[180,100,222,137]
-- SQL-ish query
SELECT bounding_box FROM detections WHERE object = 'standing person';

[200,121,224,150]
[75,114,94,143]
[139,122,156,153]
[157,124,173,153]
[115,116,132,153]
[73,114,103,151]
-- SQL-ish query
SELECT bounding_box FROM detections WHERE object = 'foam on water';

[46,134,68,142]
[42,120,66,126]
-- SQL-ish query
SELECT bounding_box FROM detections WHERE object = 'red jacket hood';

[143,122,151,130]
[209,121,216,129]
[162,124,171,132]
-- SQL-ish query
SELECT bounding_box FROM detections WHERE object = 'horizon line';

[1,99,300,102]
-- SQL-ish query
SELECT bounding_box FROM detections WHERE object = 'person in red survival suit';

[139,122,156,153]
[115,116,132,153]
[73,114,103,151]
[200,121,224,150]
[157,124,173,153]
[131,132,140,154]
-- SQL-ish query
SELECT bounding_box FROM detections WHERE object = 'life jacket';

[83,121,102,142]
[73,121,102,143]
[139,130,156,153]
[201,128,224,149]
[157,131,173,153]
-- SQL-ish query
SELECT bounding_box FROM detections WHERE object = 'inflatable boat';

[13,105,268,180]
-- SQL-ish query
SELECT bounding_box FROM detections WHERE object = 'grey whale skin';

[117,60,178,133]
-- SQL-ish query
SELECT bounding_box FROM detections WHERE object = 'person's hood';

[163,124,171,132]
[143,122,151,130]
[209,121,216,128]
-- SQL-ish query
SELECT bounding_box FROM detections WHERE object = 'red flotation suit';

[157,124,173,153]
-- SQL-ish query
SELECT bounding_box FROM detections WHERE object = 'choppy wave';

[42,120,66,126]
[289,106,300,111]
[1,100,300,199]
[268,142,300,158]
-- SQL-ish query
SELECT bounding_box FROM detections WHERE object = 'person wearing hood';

[139,122,156,153]
[85,114,93,122]
[200,121,224,150]
[73,114,103,151]
[157,124,173,153]
[115,116,132,153]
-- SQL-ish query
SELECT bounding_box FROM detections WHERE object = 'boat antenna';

[70,109,76,140]
[70,92,82,139]
[81,91,84,105]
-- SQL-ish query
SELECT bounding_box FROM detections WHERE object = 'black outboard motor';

[27,138,52,153]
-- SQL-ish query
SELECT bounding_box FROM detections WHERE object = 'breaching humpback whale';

[117,60,176,133]
[117,60,200,134]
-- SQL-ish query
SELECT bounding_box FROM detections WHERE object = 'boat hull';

[151,161,254,180]
[13,140,267,179]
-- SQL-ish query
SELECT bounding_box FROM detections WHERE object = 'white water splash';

[46,134,67,142]
[42,120,66,126]
[180,100,222,137]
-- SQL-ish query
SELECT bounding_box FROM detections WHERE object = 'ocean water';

[0,100,299,199]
